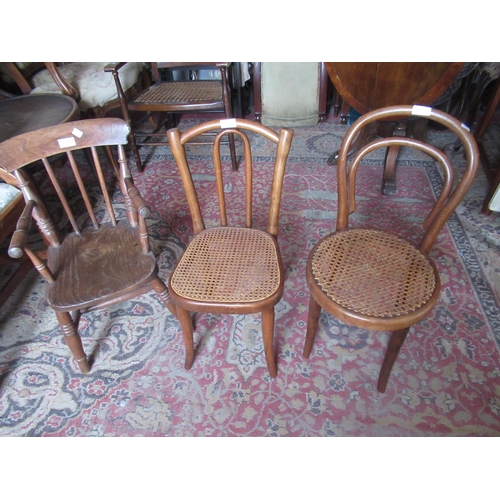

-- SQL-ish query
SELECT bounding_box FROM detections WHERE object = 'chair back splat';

[167,118,293,377]
[0,118,177,374]
[303,105,479,393]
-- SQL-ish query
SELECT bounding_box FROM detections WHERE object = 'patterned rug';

[1,118,500,437]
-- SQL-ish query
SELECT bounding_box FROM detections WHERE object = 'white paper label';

[220,118,237,129]
[411,105,432,116]
[58,137,77,148]
[72,128,83,138]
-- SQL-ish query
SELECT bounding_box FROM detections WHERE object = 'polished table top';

[0,93,80,143]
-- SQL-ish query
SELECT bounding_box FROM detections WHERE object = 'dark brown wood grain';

[0,117,177,373]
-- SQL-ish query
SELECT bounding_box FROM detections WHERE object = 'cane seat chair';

[167,118,293,377]
[0,118,177,373]
[111,63,238,172]
[303,105,479,392]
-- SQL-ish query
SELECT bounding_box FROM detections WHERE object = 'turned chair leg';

[377,328,410,393]
[261,308,277,378]
[150,276,177,318]
[303,294,322,358]
[56,311,90,374]
[176,306,195,370]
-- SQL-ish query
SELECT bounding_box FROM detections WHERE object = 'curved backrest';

[0,118,150,251]
[336,105,480,253]
[167,118,294,237]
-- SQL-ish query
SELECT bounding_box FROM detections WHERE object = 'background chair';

[303,105,479,393]
[0,62,147,118]
[0,118,177,373]
[110,62,238,172]
[167,118,293,377]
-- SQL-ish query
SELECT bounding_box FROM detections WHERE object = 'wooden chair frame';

[0,118,176,373]
[110,62,238,172]
[167,118,293,377]
[304,105,479,392]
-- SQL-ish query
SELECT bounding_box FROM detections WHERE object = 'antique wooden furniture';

[303,105,479,393]
[167,118,293,377]
[0,118,176,373]
[0,94,80,144]
[472,77,500,214]
[110,62,238,172]
[324,63,466,195]
[0,62,147,118]
[0,183,32,309]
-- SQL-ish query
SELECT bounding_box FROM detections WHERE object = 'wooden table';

[325,63,465,194]
[0,93,80,143]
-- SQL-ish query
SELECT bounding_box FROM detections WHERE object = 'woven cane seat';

[170,227,281,303]
[133,81,222,106]
[310,228,437,318]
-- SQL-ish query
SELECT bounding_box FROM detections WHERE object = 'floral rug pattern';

[1,119,500,436]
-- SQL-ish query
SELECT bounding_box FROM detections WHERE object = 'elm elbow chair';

[303,105,479,392]
[167,118,293,377]
[110,62,238,172]
[0,118,177,373]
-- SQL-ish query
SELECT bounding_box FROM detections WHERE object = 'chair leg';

[229,134,238,171]
[55,311,90,374]
[303,294,321,358]
[176,306,195,369]
[150,276,178,318]
[261,308,277,378]
[377,328,410,393]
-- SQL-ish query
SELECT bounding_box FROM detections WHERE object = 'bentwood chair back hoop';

[167,118,293,377]
[0,118,176,374]
[110,62,238,172]
[303,104,479,393]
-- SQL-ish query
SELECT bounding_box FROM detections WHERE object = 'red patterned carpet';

[1,118,500,436]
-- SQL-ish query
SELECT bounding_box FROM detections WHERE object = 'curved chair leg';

[150,276,178,318]
[56,311,90,374]
[303,294,322,358]
[261,308,277,377]
[176,306,195,369]
[377,328,410,393]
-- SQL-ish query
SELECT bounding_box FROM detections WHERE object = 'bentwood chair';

[110,63,238,172]
[303,105,479,392]
[167,118,293,377]
[0,118,177,373]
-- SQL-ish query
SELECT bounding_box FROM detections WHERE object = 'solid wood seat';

[0,118,176,374]
[303,105,479,393]
[46,220,157,310]
[167,118,293,377]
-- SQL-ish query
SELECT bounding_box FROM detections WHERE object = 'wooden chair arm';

[8,199,35,258]
[124,178,151,218]
[104,63,127,73]
[44,63,80,101]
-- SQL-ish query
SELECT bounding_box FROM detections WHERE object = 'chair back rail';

[0,118,150,255]
[167,118,293,237]
[336,105,479,253]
